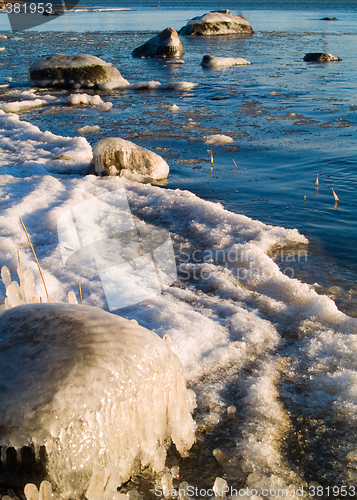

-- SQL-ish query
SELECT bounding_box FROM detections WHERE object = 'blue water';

[0,0,356,313]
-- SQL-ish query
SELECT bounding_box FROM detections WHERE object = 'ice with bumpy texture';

[89,137,170,180]
[29,54,129,89]
[201,55,251,69]
[0,303,196,498]
[178,10,254,36]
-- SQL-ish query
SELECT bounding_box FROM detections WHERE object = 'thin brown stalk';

[20,218,50,303]
[233,159,238,170]
[78,282,83,305]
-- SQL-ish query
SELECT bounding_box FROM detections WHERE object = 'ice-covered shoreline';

[1,107,357,496]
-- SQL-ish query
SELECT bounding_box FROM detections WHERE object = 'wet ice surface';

[0,11,357,497]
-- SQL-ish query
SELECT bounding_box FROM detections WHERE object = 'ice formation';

[0,303,196,498]
[29,54,129,89]
[204,134,233,144]
[201,55,251,69]
[178,10,254,36]
[89,138,170,179]
[0,110,92,174]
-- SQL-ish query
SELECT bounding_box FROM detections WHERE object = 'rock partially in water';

[201,55,251,69]
[303,52,342,62]
[29,54,129,89]
[132,27,184,58]
[89,137,170,180]
[0,303,195,497]
[178,10,254,36]
[320,17,338,20]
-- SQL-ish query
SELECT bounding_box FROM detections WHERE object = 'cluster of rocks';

[27,9,343,182]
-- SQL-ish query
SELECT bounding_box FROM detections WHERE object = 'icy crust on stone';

[89,137,170,180]
[0,111,92,174]
[29,54,129,89]
[132,27,184,59]
[178,10,254,36]
[0,303,195,497]
[201,55,251,69]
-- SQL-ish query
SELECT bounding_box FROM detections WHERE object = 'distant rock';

[89,138,170,180]
[201,55,251,69]
[29,54,129,89]
[132,27,184,58]
[178,10,254,36]
[320,17,338,21]
[303,53,342,62]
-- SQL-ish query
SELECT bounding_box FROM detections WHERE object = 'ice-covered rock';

[303,52,342,62]
[132,27,184,59]
[0,303,196,497]
[178,10,254,36]
[201,55,251,69]
[89,137,170,180]
[29,54,129,89]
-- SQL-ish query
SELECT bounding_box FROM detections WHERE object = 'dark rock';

[321,17,338,20]
[303,53,342,62]
[132,27,184,58]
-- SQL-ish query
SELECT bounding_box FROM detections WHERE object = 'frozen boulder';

[89,137,170,180]
[0,303,196,497]
[132,27,184,58]
[303,52,342,62]
[178,10,254,36]
[29,54,129,89]
[201,55,251,68]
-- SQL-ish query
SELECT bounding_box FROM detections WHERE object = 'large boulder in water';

[132,27,184,58]
[178,10,254,36]
[89,137,170,180]
[29,54,129,89]
[303,52,342,62]
[0,303,196,497]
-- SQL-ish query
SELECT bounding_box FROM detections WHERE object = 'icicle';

[178,482,189,500]
[1,265,11,288]
[24,483,39,500]
[68,290,78,304]
[161,473,174,498]
[39,481,53,500]
[23,269,39,303]
[213,478,228,497]
[6,281,22,308]
[171,465,180,480]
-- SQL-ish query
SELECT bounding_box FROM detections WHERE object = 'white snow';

[204,134,234,144]
[201,55,251,69]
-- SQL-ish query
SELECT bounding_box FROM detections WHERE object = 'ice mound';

[0,111,92,174]
[133,27,184,59]
[89,137,170,180]
[201,55,251,69]
[0,303,196,497]
[29,54,129,89]
[204,134,233,144]
[178,10,254,36]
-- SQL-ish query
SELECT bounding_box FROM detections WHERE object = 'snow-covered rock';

[303,52,342,62]
[0,303,196,497]
[178,10,254,36]
[201,55,251,68]
[29,54,129,89]
[89,137,170,180]
[132,27,184,58]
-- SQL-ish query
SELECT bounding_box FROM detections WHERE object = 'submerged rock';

[89,137,170,180]
[132,27,184,58]
[0,303,196,497]
[29,54,129,89]
[201,55,251,68]
[303,52,342,62]
[178,10,254,36]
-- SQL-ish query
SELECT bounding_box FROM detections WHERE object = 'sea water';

[0,0,357,497]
